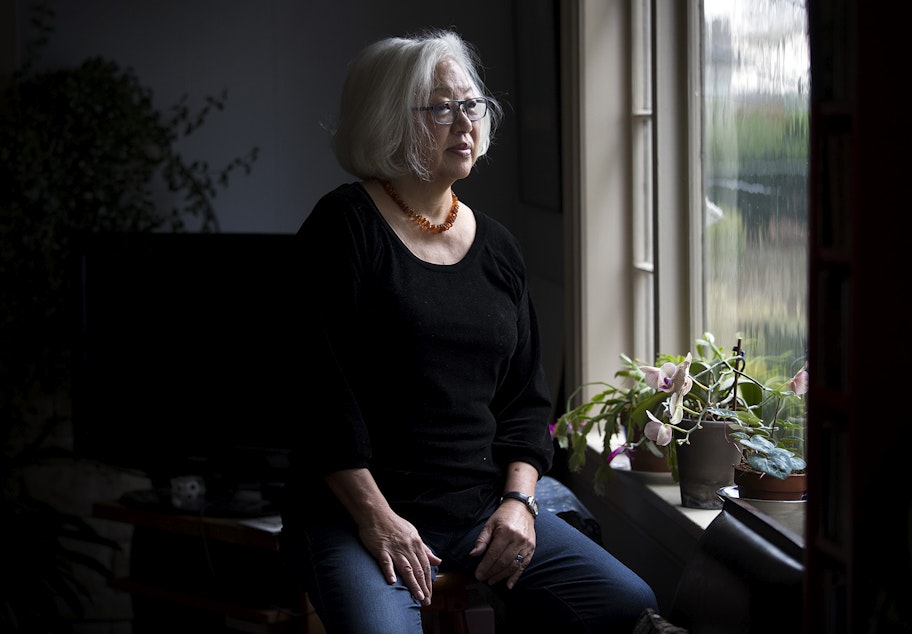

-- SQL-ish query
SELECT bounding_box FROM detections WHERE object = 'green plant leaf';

[626,391,671,430]
[739,380,764,407]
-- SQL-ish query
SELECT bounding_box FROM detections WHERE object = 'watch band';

[499,491,539,518]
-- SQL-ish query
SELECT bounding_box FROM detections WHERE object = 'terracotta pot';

[734,464,807,501]
[624,425,671,473]
[675,418,741,509]
[626,444,671,473]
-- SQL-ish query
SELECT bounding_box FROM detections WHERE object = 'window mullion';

[632,0,655,364]
[687,0,704,345]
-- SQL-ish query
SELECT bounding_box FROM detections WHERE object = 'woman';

[280,28,657,633]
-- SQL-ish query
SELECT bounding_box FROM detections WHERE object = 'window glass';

[702,0,809,391]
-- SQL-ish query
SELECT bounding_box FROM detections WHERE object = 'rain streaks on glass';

[702,0,809,377]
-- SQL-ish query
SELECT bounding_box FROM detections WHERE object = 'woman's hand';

[470,499,536,589]
[359,511,442,606]
[323,468,441,605]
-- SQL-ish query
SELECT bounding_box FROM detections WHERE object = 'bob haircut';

[330,29,503,182]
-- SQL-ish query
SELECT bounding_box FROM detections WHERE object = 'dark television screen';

[72,232,300,499]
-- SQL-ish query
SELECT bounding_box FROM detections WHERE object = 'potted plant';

[550,352,673,491]
[552,332,808,507]
[552,332,735,496]
[725,363,808,503]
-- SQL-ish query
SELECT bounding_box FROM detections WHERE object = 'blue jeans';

[281,499,657,633]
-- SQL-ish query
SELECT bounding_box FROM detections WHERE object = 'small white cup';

[170,474,207,511]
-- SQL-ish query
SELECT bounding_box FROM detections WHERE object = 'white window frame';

[564,0,700,390]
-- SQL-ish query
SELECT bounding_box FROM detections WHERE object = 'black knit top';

[281,183,554,529]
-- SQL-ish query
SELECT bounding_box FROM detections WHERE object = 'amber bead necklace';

[381,180,459,234]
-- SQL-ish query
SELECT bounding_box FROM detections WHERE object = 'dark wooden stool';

[421,571,493,634]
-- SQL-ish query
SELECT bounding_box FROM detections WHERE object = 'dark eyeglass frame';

[413,97,489,125]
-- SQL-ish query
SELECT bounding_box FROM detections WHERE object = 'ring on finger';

[515,554,524,563]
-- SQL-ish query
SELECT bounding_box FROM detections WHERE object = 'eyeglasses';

[414,97,489,125]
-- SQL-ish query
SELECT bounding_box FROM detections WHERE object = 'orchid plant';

[552,332,808,493]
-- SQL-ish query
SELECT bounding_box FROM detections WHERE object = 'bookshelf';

[805,1,912,631]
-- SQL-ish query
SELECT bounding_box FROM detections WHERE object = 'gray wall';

[13,0,566,401]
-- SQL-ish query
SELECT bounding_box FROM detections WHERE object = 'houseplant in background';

[1,3,259,421]
[553,332,808,511]
[0,5,259,630]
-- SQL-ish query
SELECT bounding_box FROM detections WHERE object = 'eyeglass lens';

[432,98,487,124]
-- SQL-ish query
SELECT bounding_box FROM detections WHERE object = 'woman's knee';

[312,575,424,633]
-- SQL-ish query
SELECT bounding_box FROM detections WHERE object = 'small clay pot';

[734,464,807,501]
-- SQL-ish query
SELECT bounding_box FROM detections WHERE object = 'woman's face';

[420,58,483,185]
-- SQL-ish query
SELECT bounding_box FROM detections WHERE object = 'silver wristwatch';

[499,491,539,518]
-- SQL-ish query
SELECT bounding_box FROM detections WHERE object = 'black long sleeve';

[282,183,553,527]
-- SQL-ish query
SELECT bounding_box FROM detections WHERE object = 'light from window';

[702,0,809,389]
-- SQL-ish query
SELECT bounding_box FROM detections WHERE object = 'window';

[571,0,809,412]
[700,0,809,380]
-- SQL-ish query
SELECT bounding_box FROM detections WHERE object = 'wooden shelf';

[91,499,321,633]
[92,500,280,551]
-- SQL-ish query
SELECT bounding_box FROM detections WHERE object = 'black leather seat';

[667,495,804,634]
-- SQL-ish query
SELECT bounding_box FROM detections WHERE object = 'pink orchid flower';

[788,366,809,395]
[640,352,693,424]
[606,444,628,464]
[645,410,673,447]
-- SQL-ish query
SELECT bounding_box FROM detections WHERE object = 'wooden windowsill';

[588,433,721,530]
[607,452,720,530]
